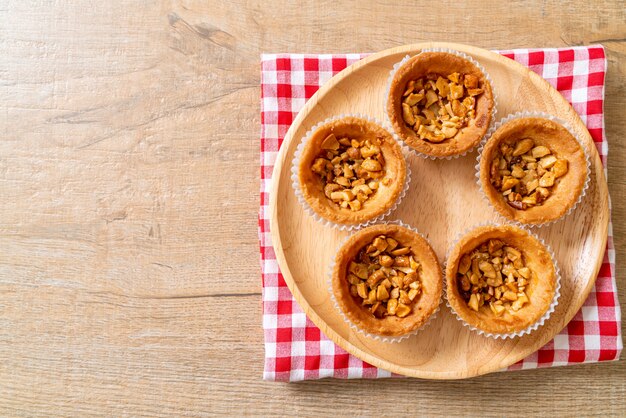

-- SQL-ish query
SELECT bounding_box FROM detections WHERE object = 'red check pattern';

[259,46,622,381]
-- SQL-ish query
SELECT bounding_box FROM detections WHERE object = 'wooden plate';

[269,42,609,379]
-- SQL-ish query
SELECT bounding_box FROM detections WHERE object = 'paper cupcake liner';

[383,48,499,160]
[475,111,591,228]
[291,113,412,231]
[327,220,442,343]
[443,221,562,339]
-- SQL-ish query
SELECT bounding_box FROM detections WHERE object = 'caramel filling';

[310,134,390,211]
[347,235,422,318]
[490,138,568,210]
[457,239,534,316]
[401,72,483,143]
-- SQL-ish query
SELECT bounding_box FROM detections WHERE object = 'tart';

[479,116,587,225]
[446,225,557,335]
[332,224,442,337]
[297,116,406,226]
[387,51,494,157]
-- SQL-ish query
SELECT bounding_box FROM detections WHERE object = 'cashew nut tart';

[387,51,494,157]
[446,225,557,335]
[332,224,442,337]
[297,116,406,226]
[479,117,587,225]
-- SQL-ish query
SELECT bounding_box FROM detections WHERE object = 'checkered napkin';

[259,46,622,381]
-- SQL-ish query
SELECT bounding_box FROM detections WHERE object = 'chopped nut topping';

[490,138,569,210]
[456,239,534,316]
[348,235,422,318]
[311,133,387,211]
[400,72,483,143]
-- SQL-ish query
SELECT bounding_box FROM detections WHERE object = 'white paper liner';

[475,111,591,228]
[383,48,499,160]
[291,114,412,231]
[443,222,562,339]
[327,220,443,343]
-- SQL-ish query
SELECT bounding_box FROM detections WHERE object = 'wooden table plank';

[0,1,624,415]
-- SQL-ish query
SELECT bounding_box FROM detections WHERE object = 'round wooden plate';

[269,42,609,379]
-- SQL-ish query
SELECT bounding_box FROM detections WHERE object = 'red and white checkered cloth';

[259,45,622,381]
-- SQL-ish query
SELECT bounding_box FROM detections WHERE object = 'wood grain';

[271,43,609,378]
[0,0,624,415]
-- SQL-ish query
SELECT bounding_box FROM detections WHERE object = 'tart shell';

[332,224,442,337]
[446,225,557,335]
[387,51,494,157]
[479,117,587,225]
[297,116,406,226]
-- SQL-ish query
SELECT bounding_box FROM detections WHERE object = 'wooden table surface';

[1,1,624,416]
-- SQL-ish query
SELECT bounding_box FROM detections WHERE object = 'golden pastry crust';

[479,117,587,225]
[387,52,494,157]
[332,224,442,337]
[298,117,406,225]
[446,225,556,335]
